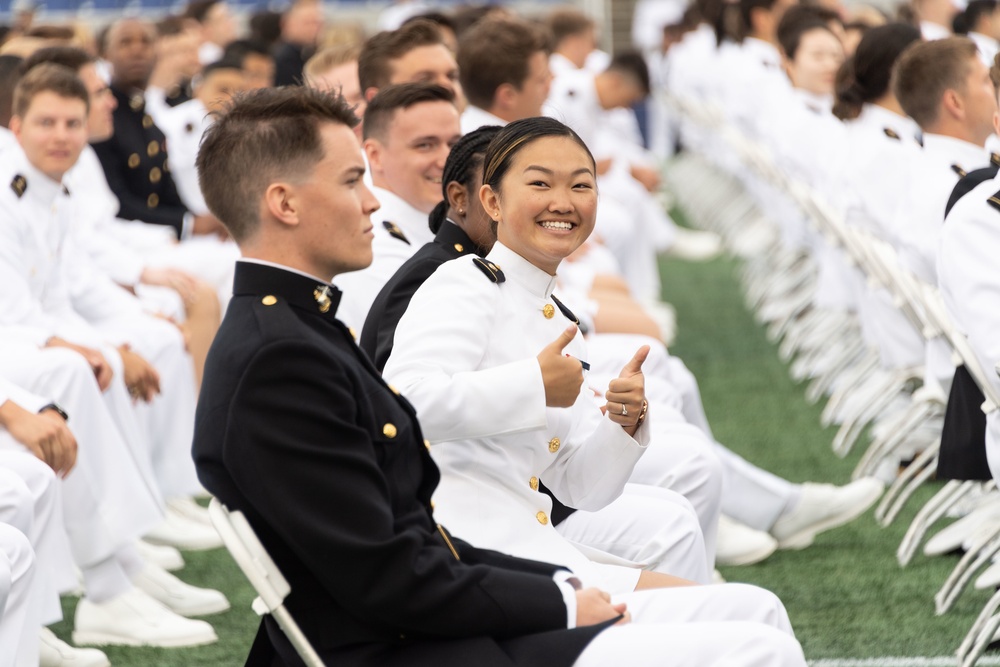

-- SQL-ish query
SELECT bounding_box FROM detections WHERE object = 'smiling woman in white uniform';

[385,118,664,593]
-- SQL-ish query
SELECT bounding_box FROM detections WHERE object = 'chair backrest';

[208,498,327,667]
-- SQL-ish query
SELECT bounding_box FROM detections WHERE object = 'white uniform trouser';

[0,347,164,567]
[91,315,201,499]
[588,335,796,533]
[143,236,240,312]
[557,483,710,584]
[0,452,73,625]
[575,584,805,666]
[0,524,37,667]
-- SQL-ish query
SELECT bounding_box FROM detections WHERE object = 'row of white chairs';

[662,93,1000,667]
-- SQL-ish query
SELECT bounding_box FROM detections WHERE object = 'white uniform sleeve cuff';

[553,570,582,629]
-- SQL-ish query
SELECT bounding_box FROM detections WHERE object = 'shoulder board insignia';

[992,153,1000,167]
[988,189,1000,214]
[946,164,1000,217]
[951,164,967,178]
[184,122,194,133]
[10,174,26,198]
[883,128,900,141]
[62,185,70,196]
[383,220,410,245]
[472,257,505,283]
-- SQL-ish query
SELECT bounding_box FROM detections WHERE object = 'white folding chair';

[208,498,327,667]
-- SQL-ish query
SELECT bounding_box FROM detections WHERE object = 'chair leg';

[958,589,1000,667]
[935,524,1000,615]
[876,445,940,527]
[854,396,943,481]
[897,480,975,566]
[819,351,880,428]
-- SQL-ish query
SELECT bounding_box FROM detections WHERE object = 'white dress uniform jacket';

[334,186,435,334]
[938,172,1000,481]
[384,242,651,592]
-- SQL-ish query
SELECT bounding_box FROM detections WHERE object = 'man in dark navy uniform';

[191,85,805,667]
[92,18,226,240]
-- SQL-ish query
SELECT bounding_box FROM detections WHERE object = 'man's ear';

[364,86,379,102]
[263,182,299,228]
[942,88,965,121]
[494,83,517,113]
[365,138,383,175]
[9,115,21,139]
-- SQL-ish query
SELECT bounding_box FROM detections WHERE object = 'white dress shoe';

[925,499,1000,557]
[132,563,230,617]
[144,507,223,551]
[770,478,885,549]
[166,497,214,527]
[40,627,110,667]
[136,539,185,572]
[73,588,217,648]
[715,515,778,566]
[663,227,724,262]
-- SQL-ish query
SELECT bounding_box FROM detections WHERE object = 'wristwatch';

[39,403,69,422]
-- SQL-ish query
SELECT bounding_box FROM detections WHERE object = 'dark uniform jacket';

[193,261,611,667]
[92,86,189,239]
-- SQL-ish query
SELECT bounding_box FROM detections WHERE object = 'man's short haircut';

[304,43,362,80]
[12,62,89,118]
[222,39,273,63]
[25,25,75,40]
[22,45,94,75]
[546,8,595,46]
[0,54,24,128]
[893,37,979,129]
[358,19,445,92]
[183,0,222,24]
[606,51,651,96]
[402,11,457,34]
[457,17,551,110]
[361,82,455,142]
[196,87,358,243]
[196,56,244,84]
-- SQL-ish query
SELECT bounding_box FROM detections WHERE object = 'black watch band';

[39,403,69,422]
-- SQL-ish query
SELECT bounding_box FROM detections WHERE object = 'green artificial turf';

[47,241,994,665]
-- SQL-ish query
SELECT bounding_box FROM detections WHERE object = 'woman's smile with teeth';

[539,221,574,230]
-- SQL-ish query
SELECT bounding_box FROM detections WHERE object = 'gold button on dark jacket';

[149,167,162,183]
[128,153,140,168]
[548,438,560,453]
[383,423,397,438]
[147,193,159,208]
[147,140,160,157]
[261,295,277,306]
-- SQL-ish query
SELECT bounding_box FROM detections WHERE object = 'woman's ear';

[447,180,468,214]
[479,184,501,223]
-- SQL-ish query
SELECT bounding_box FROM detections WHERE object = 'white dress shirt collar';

[9,144,66,206]
[486,241,559,299]
[921,133,990,171]
[238,257,333,287]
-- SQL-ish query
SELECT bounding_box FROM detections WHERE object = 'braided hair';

[428,125,502,234]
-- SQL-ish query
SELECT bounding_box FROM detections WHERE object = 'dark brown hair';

[358,19,446,93]
[196,87,357,242]
[22,45,94,75]
[546,8,595,46]
[482,116,593,195]
[833,22,921,120]
[457,17,550,110]
[12,62,88,119]
[892,36,978,128]
[361,82,455,142]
